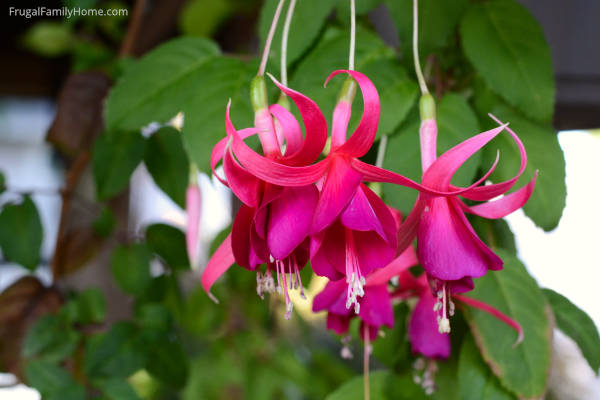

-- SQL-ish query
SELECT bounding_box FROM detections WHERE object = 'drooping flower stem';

[280,0,296,87]
[364,323,371,400]
[412,0,429,95]
[349,0,356,70]
[258,0,286,77]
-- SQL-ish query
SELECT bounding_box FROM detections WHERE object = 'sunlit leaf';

[461,0,555,122]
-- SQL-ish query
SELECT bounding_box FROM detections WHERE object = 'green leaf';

[336,0,381,21]
[92,207,117,237]
[22,315,80,363]
[458,337,516,400]
[325,370,391,400]
[464,250,551,398]
[145,223,189,270]
[481,105,565,231]
[144,127,189,208]
[98,378,141,400]
[383,371,430,400]
[105,37,252,173]
[362,59,419,138]
[179,0,231,37]
[84,322,146,378]
[182,56,254,173]
[75,288,106,324]
[25,360,85,399]
[0,170,5,193]
[92,130,146,200]
[111,243,152,296]
[385,0,468,56]
[543,288,600,372]
[471,218,517,256]
[383,93,480,215]
[145,338,189,388]
[136,303,171,334]
[460,0,555,122]
[259,0,339,67]
[0,196,43,271]
[105,37,220,131]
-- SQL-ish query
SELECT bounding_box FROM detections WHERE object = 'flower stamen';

[345,229,365,314]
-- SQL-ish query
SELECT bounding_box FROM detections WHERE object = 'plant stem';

[349,0,356,70]
[375,134,388,168]
[412,0,429,94]
[258,0,286,77]
[364,324,370,400]
[280,0,296,86]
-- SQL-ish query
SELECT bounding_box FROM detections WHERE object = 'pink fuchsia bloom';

[227,70,456,312]
[395,113,537,332]
[202,80,328,313]
[185,181,202,269]
[313,240,419,340]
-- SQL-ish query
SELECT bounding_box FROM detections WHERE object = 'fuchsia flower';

[224,70,454,312]
[391,111,537,332]
[202,78,328,316]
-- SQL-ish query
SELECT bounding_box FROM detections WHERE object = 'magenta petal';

[361,184,398,245]
[366,245,418,287]
[310,224,345,280]
[211,127,259,186]
[409,291,451,359]
[268,74,328,165]
[417,197,502,282]
[201,233,235,299]
[422,124,507,190]
[460,173,537,219]
[313,279,347,312]
[269,104,303,157]
[360,285,394,329]
[312,156,363,234]
[267,185,319,260]
[231,205,254,269]
[458,114,529,201]
[223,148,261,207]
[249,227,269,269]
[254,184,282,239]
[340,185,387,240]
[227,102,329,186]
[354,230,396,276]
[327,313,351,335]
[325,70,380,158]
[331,100,352,149]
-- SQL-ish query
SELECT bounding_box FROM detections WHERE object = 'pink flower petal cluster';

[201,68,535,351]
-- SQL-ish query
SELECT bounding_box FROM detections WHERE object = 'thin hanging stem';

[412,0,429,94]
[280,0,296,86]
[258,0,286,77]
[349,0,356,70]
[363,324,371,400]
[375,134,388,168]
